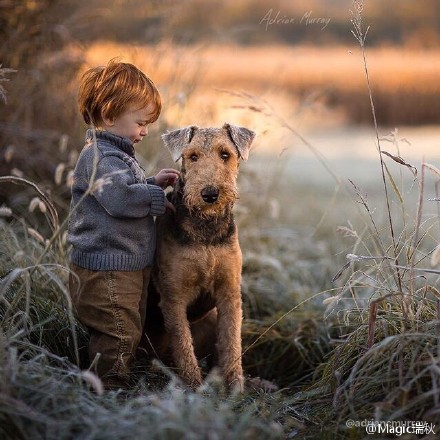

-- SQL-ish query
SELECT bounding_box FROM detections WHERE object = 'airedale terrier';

[144,123,255,391]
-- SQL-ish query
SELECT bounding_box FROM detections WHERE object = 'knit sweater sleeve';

[91,155,166,218]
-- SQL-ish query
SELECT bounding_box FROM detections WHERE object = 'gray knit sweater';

[67,129,166,271]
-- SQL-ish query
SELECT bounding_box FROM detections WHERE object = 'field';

[84,41,440,129]
[2,2,440,439]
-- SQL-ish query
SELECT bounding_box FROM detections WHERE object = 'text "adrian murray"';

[260,9,331,31]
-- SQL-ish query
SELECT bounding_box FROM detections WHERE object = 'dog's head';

[162,124,255,216]
[162,123,255,162]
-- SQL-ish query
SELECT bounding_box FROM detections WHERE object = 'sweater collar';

[86,129,136,157]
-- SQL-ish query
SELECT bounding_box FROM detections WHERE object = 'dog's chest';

[155,212,242,306]
[183,246,237,318]
[185,245,229,287]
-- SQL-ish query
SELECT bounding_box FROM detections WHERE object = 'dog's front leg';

[216,290,244,392]
[161,300,203,388]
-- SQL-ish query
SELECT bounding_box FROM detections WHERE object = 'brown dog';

[144,123,255,391]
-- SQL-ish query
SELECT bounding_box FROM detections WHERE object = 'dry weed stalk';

[0,176,59,233]
[351,1,403,297]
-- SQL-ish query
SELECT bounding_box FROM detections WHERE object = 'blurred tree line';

[47,0,440,47]
[3,0,438,51]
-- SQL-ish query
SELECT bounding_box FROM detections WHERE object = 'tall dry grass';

[284,3,440,437]
[0,0,88,233]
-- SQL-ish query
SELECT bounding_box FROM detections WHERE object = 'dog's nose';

[201,186,219,203]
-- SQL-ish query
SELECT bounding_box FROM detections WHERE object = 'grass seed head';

[0,206,12,217]
[54,163,65,186]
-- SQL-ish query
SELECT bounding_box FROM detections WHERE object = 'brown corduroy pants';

[69,263,151,389]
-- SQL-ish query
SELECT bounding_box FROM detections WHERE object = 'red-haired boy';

[68,59,178,389]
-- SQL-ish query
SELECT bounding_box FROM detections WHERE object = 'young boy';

[68,59,179,389]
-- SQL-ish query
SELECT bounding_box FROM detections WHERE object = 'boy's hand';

[155,169,180,189]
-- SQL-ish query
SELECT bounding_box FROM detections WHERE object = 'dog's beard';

[183,185,238,219]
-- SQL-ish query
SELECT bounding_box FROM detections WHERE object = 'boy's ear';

[101,109,115,127]
[102,115,115,127]
[223,123,255,161]
[162,126,199,162]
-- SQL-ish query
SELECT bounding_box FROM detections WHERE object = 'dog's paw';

[226,374,245,393]
[180,367,203,390]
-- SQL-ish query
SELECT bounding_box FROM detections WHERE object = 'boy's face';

[102,104,156,145]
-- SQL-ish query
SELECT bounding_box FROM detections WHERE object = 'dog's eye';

[220,151,230,161]
[190,154,198,162]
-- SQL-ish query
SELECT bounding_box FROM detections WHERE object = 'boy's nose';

[140,126,148,136]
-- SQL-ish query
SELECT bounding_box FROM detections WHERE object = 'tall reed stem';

[351,0,403,295]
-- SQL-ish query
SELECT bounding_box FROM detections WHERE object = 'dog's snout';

[201,186,219,204]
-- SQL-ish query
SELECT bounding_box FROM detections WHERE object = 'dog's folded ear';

[162,126,199,162]
[223,123,255,161]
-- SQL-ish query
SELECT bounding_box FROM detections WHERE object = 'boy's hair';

[78,58,161,126]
